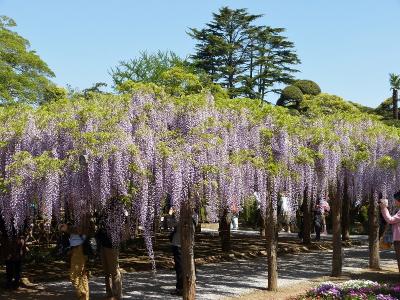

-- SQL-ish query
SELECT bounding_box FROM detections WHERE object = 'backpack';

[81,235,97,259]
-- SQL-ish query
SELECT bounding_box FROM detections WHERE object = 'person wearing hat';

[379,191,400,272]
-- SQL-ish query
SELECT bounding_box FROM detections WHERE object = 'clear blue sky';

[1,0,399,107]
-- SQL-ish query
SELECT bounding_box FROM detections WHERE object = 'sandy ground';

[1,244,398,300]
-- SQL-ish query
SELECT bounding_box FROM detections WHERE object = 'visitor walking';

[4,232,28,289]
[379,191,400,272]
[230,202,239,230]
[59,222,90,300]
[169,206,183,296]
[254,191,265,235]
[278,191,291,233]
[96,218,123,300]
[313,199,323,241]
[319,199,330,235]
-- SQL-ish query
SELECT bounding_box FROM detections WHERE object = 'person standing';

[379,191,400,272]
[230,202,239,231]
[320,199,330,235]
[96,220,122,300]
[169,206,183,296]
[4,232,28,289]
[313,199,323,241]
[278,192,291,233]
[59,223,89,300]
[254,191,265,236]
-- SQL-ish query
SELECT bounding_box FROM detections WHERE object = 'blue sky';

[1,0,399,107]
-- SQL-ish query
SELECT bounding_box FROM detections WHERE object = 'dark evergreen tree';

[188,7,300,101]
[389,73,400,120]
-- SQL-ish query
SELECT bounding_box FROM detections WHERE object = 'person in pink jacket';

[379,191,400,272]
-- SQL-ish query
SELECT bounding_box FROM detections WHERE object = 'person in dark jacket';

[5,232,28,289]
[314,199,323,241]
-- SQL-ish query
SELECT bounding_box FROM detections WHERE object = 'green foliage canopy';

[276,85,303,108]
[0,16,55,105]
[293,80,321,96]
[188,7,300,101]
[110,51,184,88]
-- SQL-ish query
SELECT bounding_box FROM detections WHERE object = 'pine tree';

[188,7,300,101]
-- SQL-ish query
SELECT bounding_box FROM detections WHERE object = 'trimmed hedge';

[294,80,321,96]
[276,85,304,107]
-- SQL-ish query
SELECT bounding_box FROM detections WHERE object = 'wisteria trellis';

[1,91,400,256]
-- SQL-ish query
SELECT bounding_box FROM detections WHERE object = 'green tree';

[160,67,203,96]
[83,82,108,98]
[293,80,321,96]
[250,26,300,101]
[276,85,303,109]
[389,73,400,120]
[40,84,67,104]
[375,97,392,118]
[189,7,260,97]
[0,16,55,104]
[188,7,299,101]
[110,51,184,88]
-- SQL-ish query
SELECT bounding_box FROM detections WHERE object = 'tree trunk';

[181,200,196,300]
[195,222,201,233]
[260,213,266,237]
[331,187,343,277]
[219,210,231,252]
[393,89,398,120]
[341,179,350,241]
[303,195,312,244]
[266,192,278,291]
[368,193,380,269]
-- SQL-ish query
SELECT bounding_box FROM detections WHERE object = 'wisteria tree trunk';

[368,193,380,269]
[266,192,278,291]
[195,222,201,233]
[341,179,350,241]
[331,187,343,277]
[219,210,231,252]
[393,88,398,120]
[181,200,196,300]
[303,195,312,244]
[260,213,266,237]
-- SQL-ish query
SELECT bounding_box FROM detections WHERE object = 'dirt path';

[1,244,398,300]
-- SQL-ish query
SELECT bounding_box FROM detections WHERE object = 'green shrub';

[240,196,259,228]
[294,80,321,95]
[276,85,304,108]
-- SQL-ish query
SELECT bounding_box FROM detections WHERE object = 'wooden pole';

[303,191,312,244]
[181,199,196,300]
[368,191,380,269]
[331,186,343,277]
[266,191,278,291]
[341,178,350,241]
[219,209,231,252]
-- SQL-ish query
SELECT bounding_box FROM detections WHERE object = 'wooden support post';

[219,209,231,252]
[331,187,343,277]
[303,194,311,244]
[341,178,350,241]
[368,192,380,269]
[266,192,278,291]
[181,200,196,300]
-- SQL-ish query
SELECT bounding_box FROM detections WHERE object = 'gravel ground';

[1,235,397,300]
